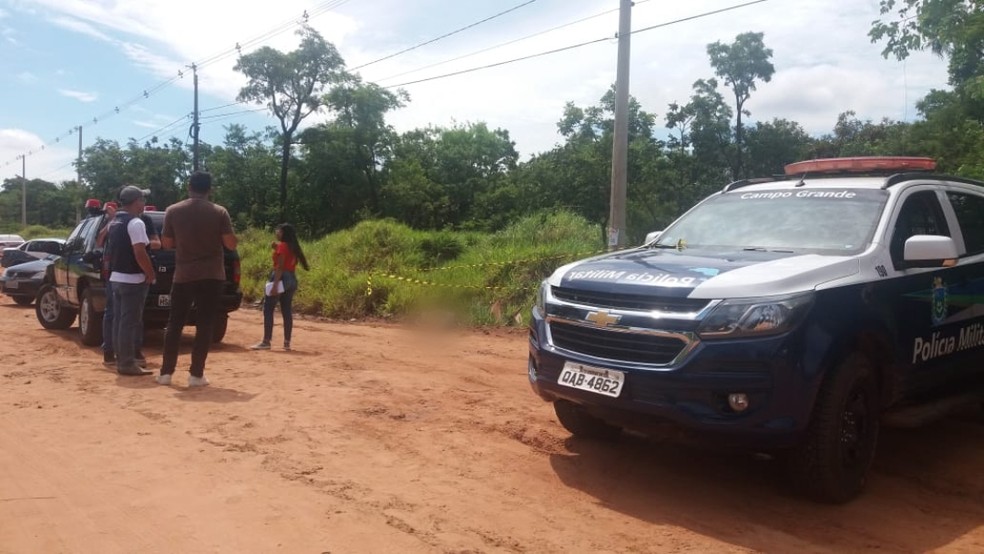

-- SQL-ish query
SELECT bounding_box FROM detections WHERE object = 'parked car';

[2,238,65,268]
[527,156,984,503]
[36,207,242,346]
[0,234,25,260]
[1,256,55,305]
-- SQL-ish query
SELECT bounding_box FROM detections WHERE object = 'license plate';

[6,281,18,289]
[157,295,170,307]
[558,362,624,398]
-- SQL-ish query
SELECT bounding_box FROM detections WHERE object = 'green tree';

[234,25,350,221]
[205,124,281,230]
[744,118,814,176]
[707,32,776,178]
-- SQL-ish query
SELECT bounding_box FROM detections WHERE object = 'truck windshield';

[655,188,889,255]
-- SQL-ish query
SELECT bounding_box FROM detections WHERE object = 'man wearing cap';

[157,171,237,387]
[108,185,156,376]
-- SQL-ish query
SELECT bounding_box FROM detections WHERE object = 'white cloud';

[16,71,37,84]
[0,129,77,183]
[58,89,98,103]
[18,0,952,159]
[0,8,8,19]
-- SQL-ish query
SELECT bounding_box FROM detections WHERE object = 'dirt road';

[0,295,981,553]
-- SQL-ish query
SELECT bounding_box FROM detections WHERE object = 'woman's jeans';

[263,271,297,344]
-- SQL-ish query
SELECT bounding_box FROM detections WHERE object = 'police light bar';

[144,205,157,212]
[84,199,101,209]
[103,201,118,210]
[784,156,936,175]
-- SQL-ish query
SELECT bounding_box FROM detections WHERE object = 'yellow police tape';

[365,245,632,296]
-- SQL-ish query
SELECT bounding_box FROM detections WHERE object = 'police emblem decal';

[931,277,948,326]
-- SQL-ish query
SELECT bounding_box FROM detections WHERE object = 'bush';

[238,211,602,326]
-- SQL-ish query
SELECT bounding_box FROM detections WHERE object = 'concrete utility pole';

[76,125,83,224]
[20,155,26,227]
[192,63,201,171]
[608,0,632,250]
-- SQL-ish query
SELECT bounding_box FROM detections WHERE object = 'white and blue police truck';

[528,157,984,503]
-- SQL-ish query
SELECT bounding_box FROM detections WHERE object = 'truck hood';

[549,247,860,299]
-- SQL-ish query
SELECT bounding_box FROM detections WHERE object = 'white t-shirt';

[109,217,150,284]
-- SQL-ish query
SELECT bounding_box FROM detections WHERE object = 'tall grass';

[241,211,603,326]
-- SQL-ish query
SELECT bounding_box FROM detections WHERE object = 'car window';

[65,220,93,252]
[890,190,950,267]
[946,191,984,256]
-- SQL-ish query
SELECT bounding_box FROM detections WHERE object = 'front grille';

[549,321,688,365]
[552,286,709,313]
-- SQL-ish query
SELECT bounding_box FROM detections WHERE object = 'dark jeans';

[161,279,222,378]
[112,281,149,372]
[263,271,297,344]
[102,281,143,355]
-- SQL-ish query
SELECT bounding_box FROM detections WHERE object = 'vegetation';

[2,12,981,324]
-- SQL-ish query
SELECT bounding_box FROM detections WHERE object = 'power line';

[351,0,538,71]
[384,0,768,89]
[199,107,269,122]
[375,0,652,84]
[4,0,352,168]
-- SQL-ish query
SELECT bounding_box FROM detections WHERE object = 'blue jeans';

[263,271,297,344]
[102,281,143,355]
[112,281,149,372]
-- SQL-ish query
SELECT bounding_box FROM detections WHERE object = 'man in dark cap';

[108,185,155,376]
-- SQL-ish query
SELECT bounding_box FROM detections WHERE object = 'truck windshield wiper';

[742,247,796,253]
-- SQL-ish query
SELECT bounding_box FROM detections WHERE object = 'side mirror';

[903,235,958,268]
[644,230,663,244]
[82,251,102,265]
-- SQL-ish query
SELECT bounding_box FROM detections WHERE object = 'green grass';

[8,225,74,240]
[239,211,604,326]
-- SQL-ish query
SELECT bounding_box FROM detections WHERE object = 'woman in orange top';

[251,223,309,351]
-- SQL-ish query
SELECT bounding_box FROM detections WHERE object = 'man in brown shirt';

[156,171,237,387]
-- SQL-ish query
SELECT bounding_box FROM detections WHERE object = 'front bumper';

[528,307,815,449]
[0,277,41,299]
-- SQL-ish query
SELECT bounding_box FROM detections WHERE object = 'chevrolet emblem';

[585,311,621,327]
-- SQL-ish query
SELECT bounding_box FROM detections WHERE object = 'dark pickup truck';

[35,209,242,346]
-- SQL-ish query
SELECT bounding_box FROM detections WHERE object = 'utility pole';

[76,125,83,223]
[608,0,632,250]
[192,63,201,171]
[20,154,26,227]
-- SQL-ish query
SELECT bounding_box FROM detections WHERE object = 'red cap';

[103,201,118,210]
[85,199,101,209]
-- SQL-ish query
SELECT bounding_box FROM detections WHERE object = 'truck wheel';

[36,284,77,330]
[212,314,228,343]
[12,296,33,306]
[787,352,880,503]
[554,399,622,441]
[79,290,103,346]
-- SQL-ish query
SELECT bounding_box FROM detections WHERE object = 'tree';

[707,32,775,178]
[744,118,814,176]
[234,25,350,221]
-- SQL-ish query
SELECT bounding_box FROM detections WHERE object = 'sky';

[0,0,951,184]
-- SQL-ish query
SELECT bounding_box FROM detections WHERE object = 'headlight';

[534,280,548,314]
[698,293,814,339]
[31,271,46,279]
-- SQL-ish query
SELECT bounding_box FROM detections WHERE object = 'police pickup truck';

[35,204,243,346]
[528,156,984,503]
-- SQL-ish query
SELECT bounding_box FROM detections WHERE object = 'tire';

[12,296,33,306]
[212,314,228,343]
[79,289,103,347]
[554,399,622,441]
[787,352,880,503]
[35,284,77,330]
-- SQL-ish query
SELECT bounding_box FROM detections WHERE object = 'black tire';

[79,289,103,347]
[35,284,77,330]
[787,352,880,503]
[12,296,33,306]
[554,399,622,441]
[212,314,228,343]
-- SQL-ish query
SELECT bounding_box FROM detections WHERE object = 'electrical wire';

[351,0,538,71]
[384,0,768,89]
[375,0,652,84]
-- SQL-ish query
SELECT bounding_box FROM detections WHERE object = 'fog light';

[728,393,749,412]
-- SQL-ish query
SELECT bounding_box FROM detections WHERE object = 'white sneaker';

[155,373,172,386]
[188,375,210,387]
[251,342,271,350]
